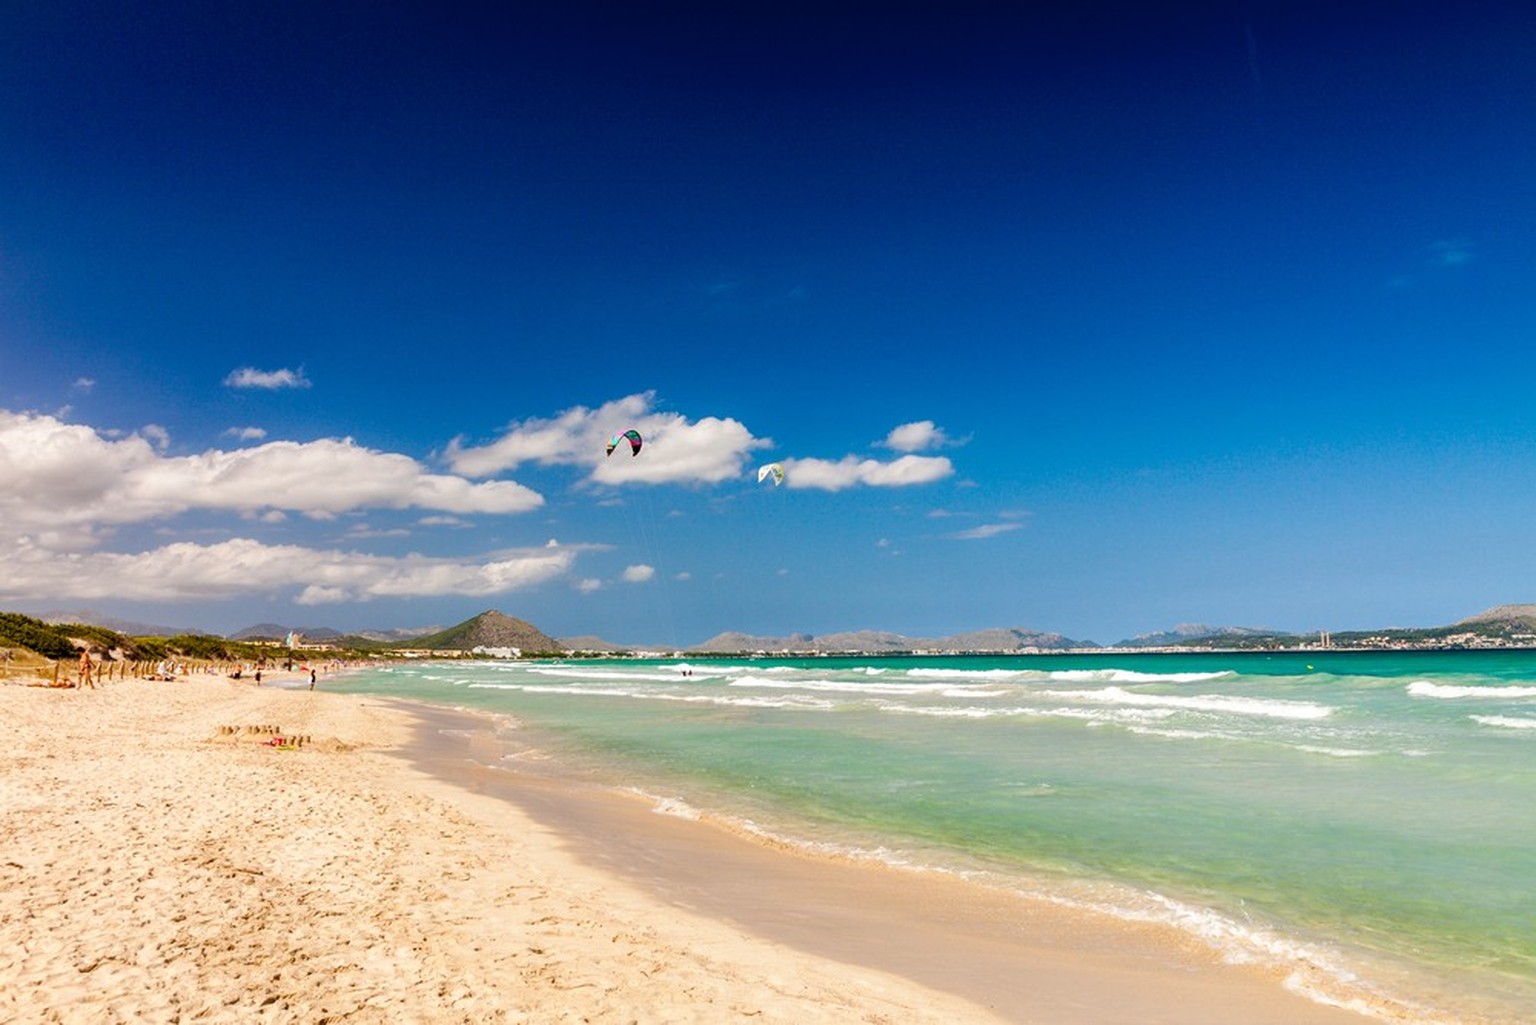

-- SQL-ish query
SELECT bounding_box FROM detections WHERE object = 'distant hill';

[1117,623,1287,648]
[229,623,346,642]
[406,610,562,652]
[42,609,190,637]
[1454,604,1536,634]
[557,634,633,653]
[938,627,1091,651]
[690,627,1089,653]
[352,625,441,643]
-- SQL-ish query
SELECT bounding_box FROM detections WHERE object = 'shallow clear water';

[323,650,1536,1022]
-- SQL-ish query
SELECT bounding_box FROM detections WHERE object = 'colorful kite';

[605,429,643,457]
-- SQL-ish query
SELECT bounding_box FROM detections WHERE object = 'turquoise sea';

[323,650,1536,1023]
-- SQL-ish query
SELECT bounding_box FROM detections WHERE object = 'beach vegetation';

[0,613,79,660]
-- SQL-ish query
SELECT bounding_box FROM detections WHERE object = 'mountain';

[406,610,562,652]
[689,627,1089,653]
[1117,623,1288,648]
[41,609,191,637]
[937,627,1090,651]
[1454,604,1536,634]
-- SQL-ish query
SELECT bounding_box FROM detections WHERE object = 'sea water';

[321,650,1536,1022]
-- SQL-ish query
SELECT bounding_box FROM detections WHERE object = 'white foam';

[728,675,1005,698]
[469,682,835,710]
[1470,715,1536,730]
[1042,686,1333,720]
[1048,668,1239,684]
[651,796,703,820]
[880,704,1015,719]
[1292,744,1380,758]
[905,668,1036,681]
[1407,681,1536,699]
[527,666,717,683]
[880,703,1179,727]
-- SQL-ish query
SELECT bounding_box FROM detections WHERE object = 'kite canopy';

[605,429,643,457]
[757,462,784,486]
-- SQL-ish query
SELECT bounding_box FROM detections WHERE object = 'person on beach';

[309,667,316,690]
[77,649,94,689]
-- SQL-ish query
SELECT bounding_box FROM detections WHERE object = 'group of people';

[241,664,319,690]
[69,648,333,692]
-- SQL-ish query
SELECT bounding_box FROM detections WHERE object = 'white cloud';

[0,409,566,605]
[0,410,543,539]
[622,564,655,583]
[947,522,1024,540]
[73,377,95,391]
[883,420,950,452]
[141,424,170,452]
[782,454,954,492]
[225,426,268,441]
[224,367,311,390]
[0,536,576,604]
[576,578,603,593]
[445,392,770,485]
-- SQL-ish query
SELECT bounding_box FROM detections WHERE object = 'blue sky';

[3,2,1534,645]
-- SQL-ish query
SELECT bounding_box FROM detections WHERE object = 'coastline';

[399,702,1388,1025]
[2,674,1380,1023]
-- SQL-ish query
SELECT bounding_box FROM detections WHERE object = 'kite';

[757,462,784,486]
[606,429,643,457]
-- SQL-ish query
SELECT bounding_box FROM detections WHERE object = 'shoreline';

[3,675,1386,1022]
[395,700,1387,1024]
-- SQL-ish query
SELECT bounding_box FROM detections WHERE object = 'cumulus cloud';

[224,367,311,389]
[0,409,567,605]
[882,420,952,452]
[622,564,655,583]
[0,536,575,604]
[0,410,543,538]
[445,392,769,485]
[782,454,954,492]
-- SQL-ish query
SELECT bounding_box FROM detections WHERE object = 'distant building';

[471,645,522,658]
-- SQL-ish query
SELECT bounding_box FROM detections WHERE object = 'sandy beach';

[0,672,1383,1024]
